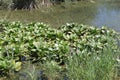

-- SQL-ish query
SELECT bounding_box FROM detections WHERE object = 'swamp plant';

[0,21,119,79]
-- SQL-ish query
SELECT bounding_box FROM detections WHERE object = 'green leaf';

[14,62,22,71]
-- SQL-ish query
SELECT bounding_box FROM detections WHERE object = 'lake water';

[91,0,120,32]
[0,0,120,32]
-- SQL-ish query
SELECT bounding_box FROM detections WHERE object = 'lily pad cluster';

[0,21,119,75]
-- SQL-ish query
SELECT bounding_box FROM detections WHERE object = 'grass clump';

[67,46,119,80]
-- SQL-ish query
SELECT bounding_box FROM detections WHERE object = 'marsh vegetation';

[0,21,119,80]
[0,0,120,80]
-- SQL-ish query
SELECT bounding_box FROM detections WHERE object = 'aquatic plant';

[0,21,119,79]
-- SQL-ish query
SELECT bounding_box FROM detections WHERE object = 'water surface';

[0,0,120,32]
[91,0,120,32]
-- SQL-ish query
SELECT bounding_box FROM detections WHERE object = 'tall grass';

[22,44,118,80]
[66,46,119,80]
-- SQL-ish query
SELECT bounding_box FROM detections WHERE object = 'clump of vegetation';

[0,0,93,10]
[0,0,11,9]
[0,21,119,79]
[67,46,119,80]
[11,0,38,10]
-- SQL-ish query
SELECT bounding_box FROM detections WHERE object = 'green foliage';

[66,46,118,80]
[0,21,119,79]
